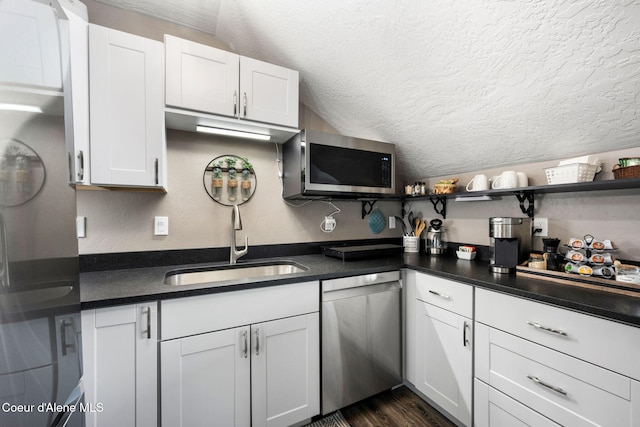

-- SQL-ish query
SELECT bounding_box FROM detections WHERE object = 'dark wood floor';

[340,386,457,427]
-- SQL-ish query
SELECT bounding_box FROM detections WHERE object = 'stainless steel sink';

[164,261,309,286]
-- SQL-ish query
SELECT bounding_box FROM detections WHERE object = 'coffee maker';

[489,217,532,273]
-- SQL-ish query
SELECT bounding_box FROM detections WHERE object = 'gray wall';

[77,0,640,261]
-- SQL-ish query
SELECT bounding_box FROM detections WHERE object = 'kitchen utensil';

[491,171,518,189]
[368,208,385,234]
[465,174,489,192]
[414,219,426,238]
[394,216,408,236]
[407,211,416,234]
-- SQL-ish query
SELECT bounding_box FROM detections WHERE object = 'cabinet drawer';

[415,273,472,317]
[161,281,319,340]
[476,322,633,427]
[475,379,561,427]
[476,288,640,380]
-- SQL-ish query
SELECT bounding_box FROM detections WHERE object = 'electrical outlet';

[322,216,336,232]
[533,217,548,237]
[388,216,396,229]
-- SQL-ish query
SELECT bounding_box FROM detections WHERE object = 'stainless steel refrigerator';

[0,0,83,425]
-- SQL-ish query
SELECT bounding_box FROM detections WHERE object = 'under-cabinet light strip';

[196,125,271,141]
[0,103,43,113]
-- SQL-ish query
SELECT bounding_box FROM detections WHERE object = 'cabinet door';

[0,0,62,89]
[252,313,319,427]
[165,35,239,117]
[161,326,251,427]
[239,56,299,128]
[82,303,157,427]
[415,300,472,426]
[63,2,90,185]
[89,24,165,188]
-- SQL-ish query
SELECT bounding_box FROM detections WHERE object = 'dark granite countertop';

[80,253,640,327]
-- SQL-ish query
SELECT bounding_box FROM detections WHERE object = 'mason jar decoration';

[226,157,238,201]
[241,157,253,201]
[211,160,223,200]
[14,156,30,193]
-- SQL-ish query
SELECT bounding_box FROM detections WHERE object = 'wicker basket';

[544,163,598,185]
[433,183,457,194]
[613,164,640,180]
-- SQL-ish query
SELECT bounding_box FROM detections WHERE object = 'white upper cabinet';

[0,0,62,90]
[165,35,239,117]
[60,0,90,186]
[239,56,299,128]
[89,24,166,189]
[164,35,299,137]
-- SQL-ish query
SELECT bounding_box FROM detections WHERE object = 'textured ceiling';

[95,0,640,180]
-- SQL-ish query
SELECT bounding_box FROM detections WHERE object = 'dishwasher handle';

[322,280,401,302]
[322,271,400,292]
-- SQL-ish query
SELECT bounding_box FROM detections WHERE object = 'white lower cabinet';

[161,313,319,427]
[474,379,561,427]
[161,326,251,427]
[475,288,640,427]
[81,302,157,427]
[160,281,320,427]
[404,270,473,426]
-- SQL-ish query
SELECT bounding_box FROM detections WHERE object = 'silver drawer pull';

[527,375,567,396]
[526,321,568,337]
[255,329,260,356]
[242,331,248,358]
[428,290,451,300]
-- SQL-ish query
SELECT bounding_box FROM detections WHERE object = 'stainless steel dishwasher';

[321,271,402,414]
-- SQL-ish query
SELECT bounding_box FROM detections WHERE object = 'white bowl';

[456,251,476,260]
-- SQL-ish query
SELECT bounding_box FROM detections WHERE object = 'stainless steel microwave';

[282,130,396,199]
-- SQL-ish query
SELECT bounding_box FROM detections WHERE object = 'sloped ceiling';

[94,0,640,180]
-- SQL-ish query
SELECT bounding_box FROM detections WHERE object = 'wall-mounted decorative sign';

[0,138,46,207]
[203,154,256,206]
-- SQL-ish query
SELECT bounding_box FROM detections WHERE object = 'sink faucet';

[230,205,248,264]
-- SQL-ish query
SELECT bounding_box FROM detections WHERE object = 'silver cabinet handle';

[233,90,237,116]
[527,375,567,395]
[242,331,248,358]
[429,290,451,300]
[243,92,247,117]
[255,329,260,356]
[59,318,76,356]
[141,306,152,339]
[526,321,568,337]
[77,150,84,181]
[68,152,73,182]
[154,158,159,185]
[463,321,470,347]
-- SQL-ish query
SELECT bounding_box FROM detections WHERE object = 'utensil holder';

[403,236,419,253]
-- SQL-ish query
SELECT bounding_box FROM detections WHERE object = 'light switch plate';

[76,216,86,238]
[154,216,169,236]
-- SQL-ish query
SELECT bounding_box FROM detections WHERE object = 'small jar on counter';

[528,253,546,269]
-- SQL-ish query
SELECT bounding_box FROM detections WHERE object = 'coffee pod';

[589,253,615,265]
[589,239,616,251]
[565,250,585,263]
[592,266,614,278]
[568,238,585,249]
